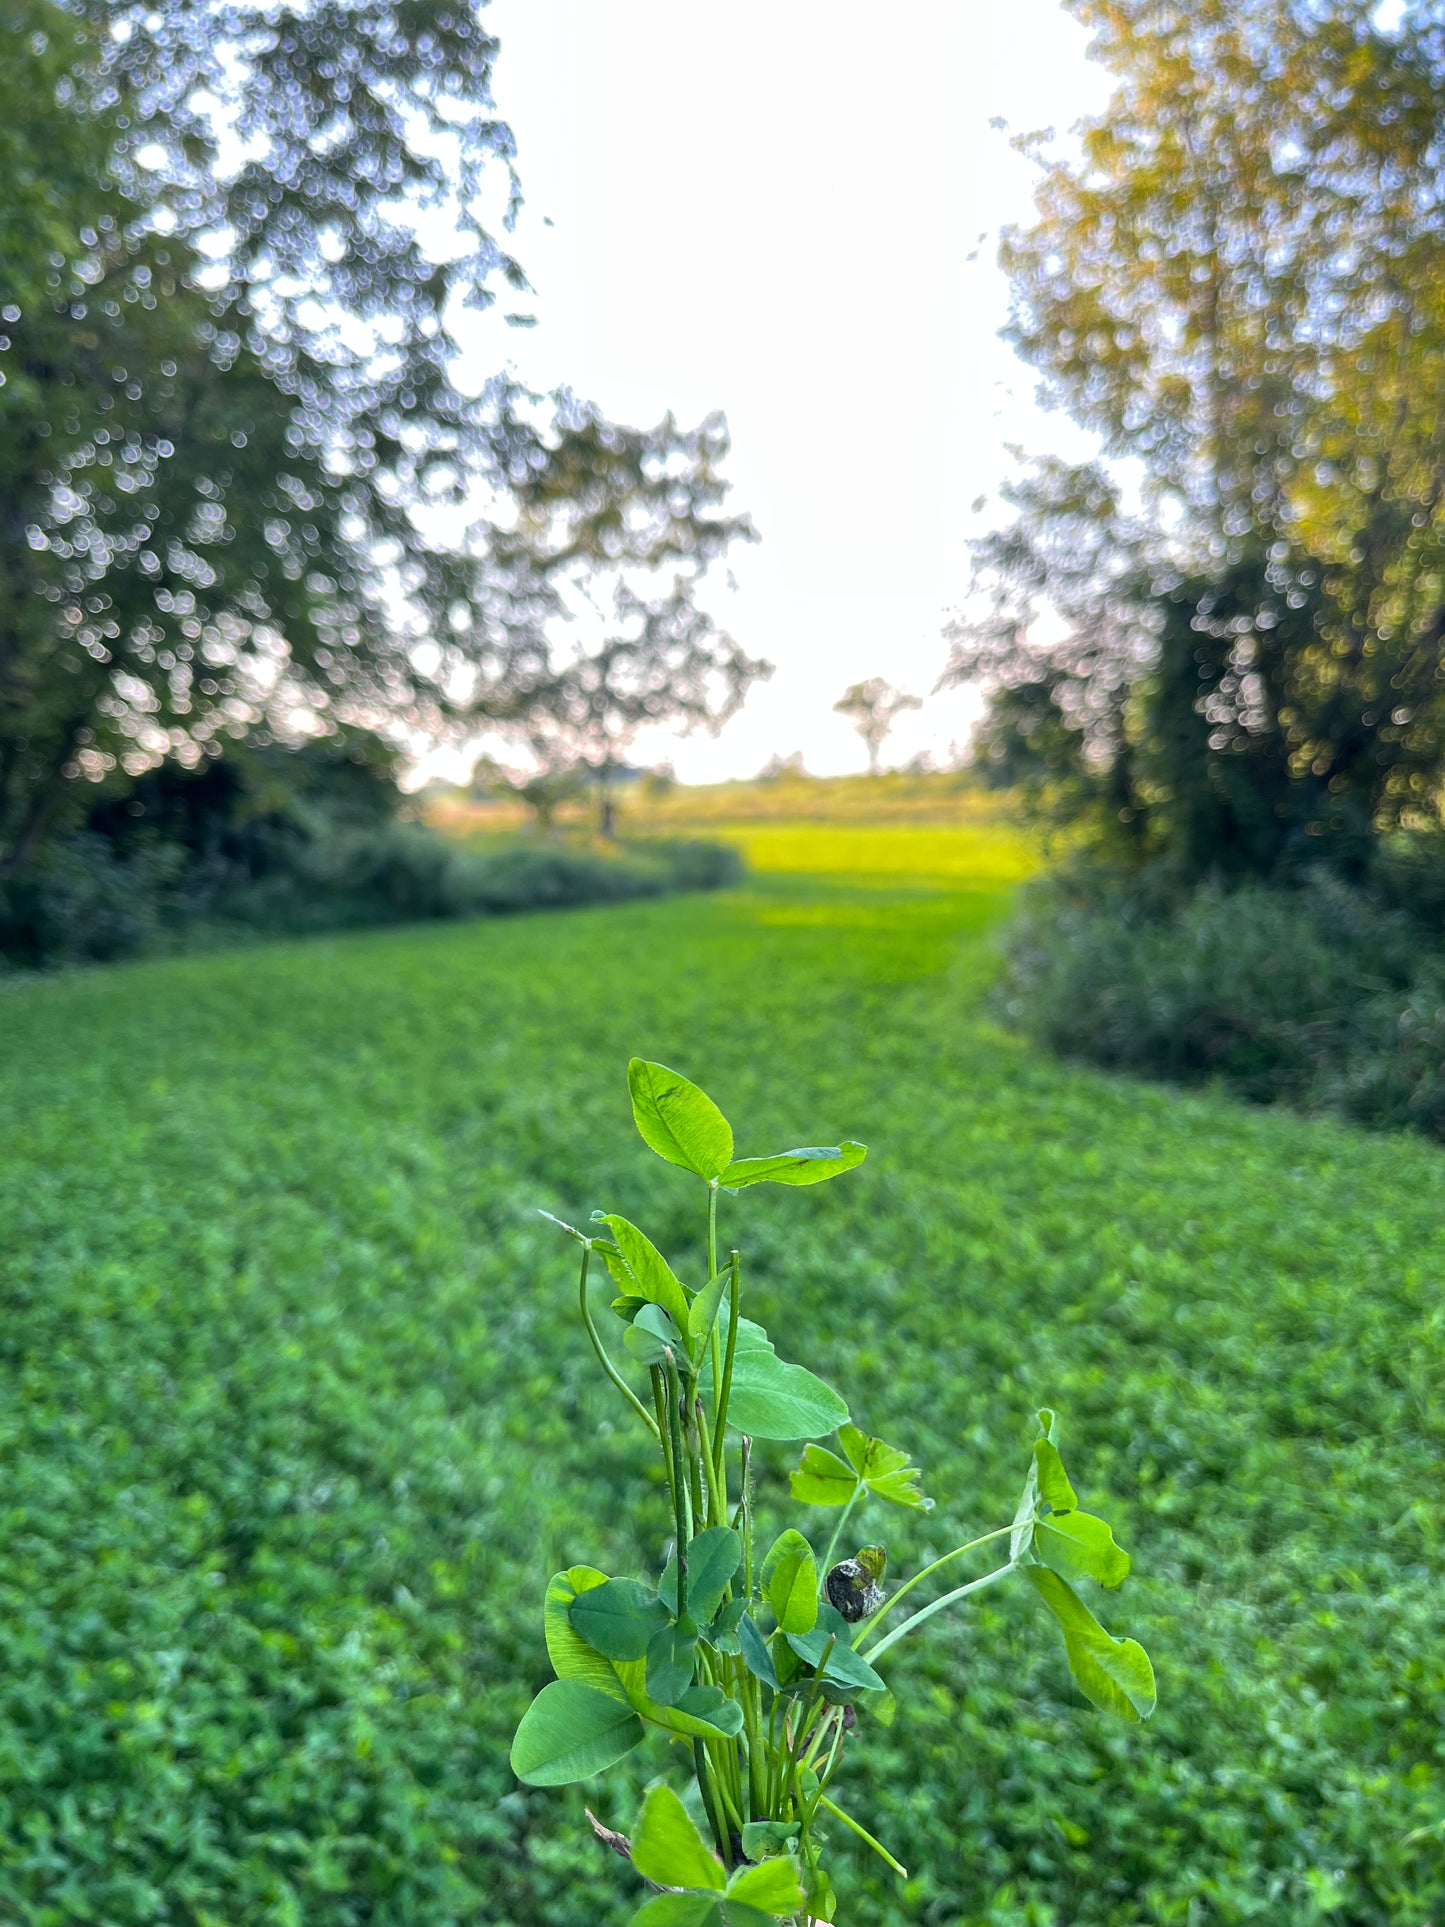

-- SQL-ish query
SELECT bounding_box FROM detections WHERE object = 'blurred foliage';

[0,3,755,888]
[0,740,741,966]
[999,848,1445,1140]
[0,839,1439,1922]
[0,0,357,878]
[470,396,768,835]
[944,0,1445,878]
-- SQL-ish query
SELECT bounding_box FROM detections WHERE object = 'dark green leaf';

[1025,1567,1156,1721]
[787,1601,887,1693]
[628,1059,734,1181]
[509,1679,644,1785]
[613,1660,746,1739]
[569,1578,670,1661]
[630,1784,725,1893]
[543,1565,628,1702]
[706,1597,747,1648]
[739,1820,799,1861]
[737,1614,779,1689]
[761,1528,818,1635]
[660,1526,742,1624]
[645,1619,699,1703]
[670,1684,745,1736]
[720,1141,867,1189]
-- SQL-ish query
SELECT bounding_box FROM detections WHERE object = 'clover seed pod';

[824,1544,887,1623]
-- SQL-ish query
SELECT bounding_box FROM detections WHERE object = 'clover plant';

[511,1060,1156,1925]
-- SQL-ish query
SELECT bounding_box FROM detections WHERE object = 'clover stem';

[741,1669,767,1814]
[576,1245,659,1438]
[694,1399,724,1529]
[819,1485,862,1579]
[861,1561,1014,1665]
[784,1642,834,1813]
[816,1794,908,1878]
[713,1250,741,1456]
[851,1522,1017,1648]
[662,1351,691,1607]
[693,1739,730,1862]
[737,1435,754,1597]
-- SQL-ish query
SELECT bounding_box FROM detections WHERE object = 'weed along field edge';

[0,819,1439,1925]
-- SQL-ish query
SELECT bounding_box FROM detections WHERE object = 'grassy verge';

[0,819,1438,1925]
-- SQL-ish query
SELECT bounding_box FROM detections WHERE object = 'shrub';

[0,833,187,966]
[997,856,1445,1134]
[0,818,743,968]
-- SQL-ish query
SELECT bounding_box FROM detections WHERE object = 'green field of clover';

[1,822,1440,1926]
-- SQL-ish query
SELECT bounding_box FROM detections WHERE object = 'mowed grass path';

[1,824,1440,1927]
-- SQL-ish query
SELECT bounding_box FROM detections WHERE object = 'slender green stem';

[738,1436,754,1597]
[650,1364,671,1474]
[862,1562,1014,1665]
[708,1738,745,1838]
[707,1180,719,1282]
[663,1351,691,1611]
[784,1641,834,1813]
[816,1793,908,1878]
[815,1710,848,1796]
[819,1485,862,1579]
[714,1250,741,1446]
[576,1246,659,1437]
[741,1669,767,1815]
[851,1523,1017,1648]
[799,1701,842,1778]
[693,1739,730,1861]
[695,1399,724,1528]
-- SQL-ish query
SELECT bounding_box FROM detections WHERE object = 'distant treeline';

[0,742,741,970]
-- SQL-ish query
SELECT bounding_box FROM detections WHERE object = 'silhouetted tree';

[833,679,921,774]
[467,397,769,836]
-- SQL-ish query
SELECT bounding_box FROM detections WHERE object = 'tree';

[833,679,921,774]
[468,396,769,835]
[944,0,1445,877]
[0,0,528,878]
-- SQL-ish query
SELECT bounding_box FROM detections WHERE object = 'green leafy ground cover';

[0,824,1440,1924]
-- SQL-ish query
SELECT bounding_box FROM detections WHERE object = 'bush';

[997,856,1445,1136]
[0,784,743,968]
[0,834,188,966]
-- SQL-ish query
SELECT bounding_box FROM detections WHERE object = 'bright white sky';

[444,0,1111,781]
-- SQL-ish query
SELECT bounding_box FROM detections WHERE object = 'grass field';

[1,816,1440,1925]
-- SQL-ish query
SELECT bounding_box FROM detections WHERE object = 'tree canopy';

[0,1,761,876]
[470,396,768,832]
[945,0,1445,877]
